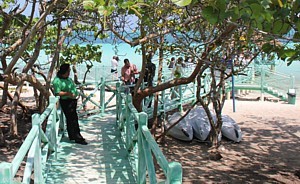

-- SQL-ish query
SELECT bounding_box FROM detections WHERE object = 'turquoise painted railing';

[0,64,295,183]
[76,77,119,118]
[142,77,198,118]
[230,66,295,102]
[0,96,66,184]
[116,84,182,184]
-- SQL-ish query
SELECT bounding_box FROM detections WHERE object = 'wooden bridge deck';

[45,109,136,184]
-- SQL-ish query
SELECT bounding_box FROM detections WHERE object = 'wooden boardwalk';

[46,110,136,184]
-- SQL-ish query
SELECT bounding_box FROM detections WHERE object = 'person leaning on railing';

[52,63,88,145]
[121,58,139,94]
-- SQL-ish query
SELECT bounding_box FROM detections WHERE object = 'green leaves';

[83,0,96,10]
[202,6,218,25]
[171,0,192,7]
[272,20,290,34]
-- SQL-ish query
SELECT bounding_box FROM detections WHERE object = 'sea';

[27,42,300,93]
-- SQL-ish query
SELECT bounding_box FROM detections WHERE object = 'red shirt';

[121,64,138,83]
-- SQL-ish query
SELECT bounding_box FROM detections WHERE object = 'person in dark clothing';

[144,53,156,107]
[144,58,156,87]
[168,57,175,69]
[52,64,88,145]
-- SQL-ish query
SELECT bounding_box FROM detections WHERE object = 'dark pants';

[59,99,83,140]
[124,80,135,95]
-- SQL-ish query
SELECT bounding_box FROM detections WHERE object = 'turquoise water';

[35,43,300,90]
[100,43,300,90]
[97,43,142,67]
[275,60,300,89]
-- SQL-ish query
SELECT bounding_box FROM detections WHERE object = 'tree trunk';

[38,94,45,113]
[45,18,77,94]
[33,86,39,107]
[10,84,23,136]
[0,82,9,108]
[208,132,222,160]
[151,36,164,135]
[10,105,18,136]
[4,0,58,75]
[72,64,81,84]
[0,125,5,146]
[132,22,147,112]
[10,15,47,130]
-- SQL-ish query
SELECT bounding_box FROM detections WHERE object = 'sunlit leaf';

[277,0,283,7]
[129,7,142,18]
[83,0,96,10]
[97,6,106,15]
[171,0,192,7]
[94,0,105,5]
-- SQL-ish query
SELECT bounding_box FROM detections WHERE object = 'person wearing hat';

[52,63,88,145]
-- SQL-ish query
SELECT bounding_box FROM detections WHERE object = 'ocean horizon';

[31,42,300,92]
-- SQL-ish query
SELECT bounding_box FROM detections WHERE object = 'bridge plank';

[46,114,136,184]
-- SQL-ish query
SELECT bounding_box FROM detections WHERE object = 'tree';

[0,0,103,139]
[83,0,299,157]
[168,0,300,155]
[1,0,298,155]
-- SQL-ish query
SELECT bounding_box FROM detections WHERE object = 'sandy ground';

[1,88,300,183]
[87,89,300,183]
[158,91,300,183]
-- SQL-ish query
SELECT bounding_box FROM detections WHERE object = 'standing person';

[111,56,119,79]
[52,64,88,145]
[144,53,156,107]
[121,59,139,94]
[144,53,156,87]
[173,57,184,78]
[168,57,175,69]
[171,57,184,99]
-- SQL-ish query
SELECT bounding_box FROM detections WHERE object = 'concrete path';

[46,110,136,184]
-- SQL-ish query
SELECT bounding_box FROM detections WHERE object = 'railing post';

[137,112,148,184]
[166,162,182,184]
[49,96,58,158]
[179,85,183,112]
[251,66,255,84]
[260,67,265,101]
[161,77,166,115]
[141,81,145,109]
[100,77,105,115]
[0,162,13,184]
[32,113,43,183]
[116,82,121,126]
[193,79,197,102]
[125,95,132,148]
[55,96,66,132]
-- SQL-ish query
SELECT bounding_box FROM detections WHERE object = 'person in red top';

[121,59,139,94]
[121,58,139,85]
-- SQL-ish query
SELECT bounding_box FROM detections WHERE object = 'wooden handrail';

[0,96,66,184]
[116,85,183,183]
